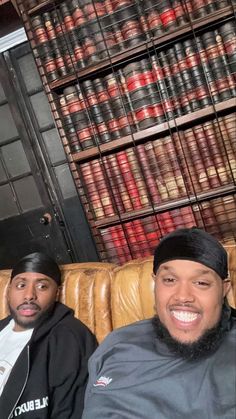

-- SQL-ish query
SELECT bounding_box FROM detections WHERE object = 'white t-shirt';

[0,319,33,396]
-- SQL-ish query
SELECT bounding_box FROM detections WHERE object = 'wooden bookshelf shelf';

[94,184,236,228]
[27,0,62,15]
[49,5,234,92]
[71,98,236,163]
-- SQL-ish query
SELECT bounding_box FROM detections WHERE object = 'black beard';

[9,303,55,330]
[152,314,225,361]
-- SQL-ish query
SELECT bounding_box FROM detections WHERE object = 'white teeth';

[171,310,198,322]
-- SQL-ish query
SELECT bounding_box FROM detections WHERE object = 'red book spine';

[117,69,139,131]
[132,219,150,257]
[221,195,236,234]
[80,162,105,219]
[181,0,193,20]
[102,156,125,214]
[202,119,230,186]
[196,36,221,103]
[186,126,211,193]
[215,29,236,97]
[159,211,175,234]
[107,155,133,212]
[100,227,121,264]
[124,221,143,259]
[171,206,196,229]
[126,148,150,208]
[192,201,219,236]
[145,141,169,201]
[158,50,183,117]
[153,137,180,200]
[163,135,187,197]
[117,225,132,263]
[142,216,160,253]
[180,206,196,227]
[90,160,116,217]
[116,150,143,210]
[208,197,231,237]
[173,130,197,196]
[222,113,236,181]
[136,143,161,205]
[202,31,231,101]
[151,55,174,120]
[193,124,222,189]
[110,226,128,264]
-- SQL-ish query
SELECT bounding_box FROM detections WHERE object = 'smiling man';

[0,252,97,419]
[82,227,236,419]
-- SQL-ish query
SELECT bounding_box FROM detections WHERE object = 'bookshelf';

[16,0,236,264]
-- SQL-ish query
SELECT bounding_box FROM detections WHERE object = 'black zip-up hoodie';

[0,302,97,419]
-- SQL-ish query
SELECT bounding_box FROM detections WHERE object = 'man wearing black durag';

[82,227,236,419]
[0,252,97,419]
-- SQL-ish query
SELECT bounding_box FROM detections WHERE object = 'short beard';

[152,314,225,361]
[9,303,56,330]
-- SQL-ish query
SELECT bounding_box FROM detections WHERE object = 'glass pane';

[42,128,65,164]
[18,53,42,93]
[30,91,54,128]
[0,159,7,182]
[0,104,18,143]
[54,164,76,199]
[0,83,6,102]
[0,184,19,219]
[14,176,43,211]
[1,141,30,177]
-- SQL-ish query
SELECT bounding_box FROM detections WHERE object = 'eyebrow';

[12,276,51,282]
[158,265,214,276]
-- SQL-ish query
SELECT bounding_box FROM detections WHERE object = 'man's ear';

[6,281,11,302]
[56,286,61,301]
[223,279,232,298]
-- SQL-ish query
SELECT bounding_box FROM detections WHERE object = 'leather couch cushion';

[0,244,235,343]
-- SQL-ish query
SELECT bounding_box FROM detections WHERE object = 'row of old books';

[58,20,236,152]
[28,0,234,80]
[78,112,235,221]
[98,193,236,263]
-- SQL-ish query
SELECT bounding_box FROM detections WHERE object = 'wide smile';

[170,309,201,328]
[171,310,199,322]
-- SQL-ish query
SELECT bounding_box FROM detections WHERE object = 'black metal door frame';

[0,48,76,262]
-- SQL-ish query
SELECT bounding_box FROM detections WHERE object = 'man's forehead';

[157,260,218,276]
[11,272,54,281]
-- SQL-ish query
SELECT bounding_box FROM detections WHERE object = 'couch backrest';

[0,244,235,343]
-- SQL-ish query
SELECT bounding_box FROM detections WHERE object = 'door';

[0,48,76,268]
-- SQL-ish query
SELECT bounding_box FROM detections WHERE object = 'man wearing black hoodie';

[0,252,97,419]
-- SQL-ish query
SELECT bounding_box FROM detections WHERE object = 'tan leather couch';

[0,244,235,343]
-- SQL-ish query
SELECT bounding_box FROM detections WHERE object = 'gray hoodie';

[82,317,236,419]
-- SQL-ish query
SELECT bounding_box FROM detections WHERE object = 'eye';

[36,283,49,290]
[194,280,211,288]
[162,277,176,285]
[15,282,26,289]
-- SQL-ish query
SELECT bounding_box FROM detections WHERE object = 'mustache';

[17,303,41,311]
[169,303,199,310]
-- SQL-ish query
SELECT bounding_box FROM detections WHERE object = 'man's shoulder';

[51,303,97,345]
[0,316,11,331]
[229,315,236,337]
[111,318,154,340]
[94,319,154,356]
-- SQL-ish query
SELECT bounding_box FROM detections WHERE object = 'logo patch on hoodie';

[10,396,48,417]
[93,376,112,387]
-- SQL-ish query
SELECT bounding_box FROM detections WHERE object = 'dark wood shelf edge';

[94,184,236,228]
[49,5,234,91]
[71,98,236,163]
[27,0,57,15]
